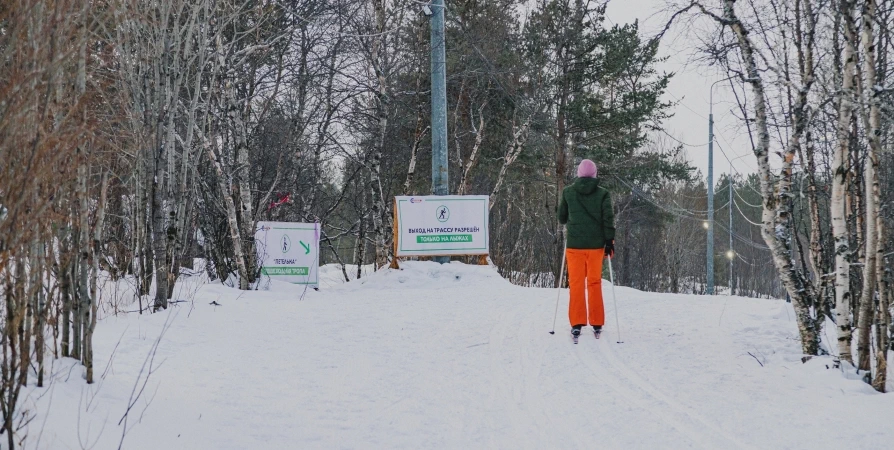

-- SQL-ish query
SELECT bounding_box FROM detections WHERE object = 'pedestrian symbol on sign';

[281,235,291,253]
[436,205,450,222]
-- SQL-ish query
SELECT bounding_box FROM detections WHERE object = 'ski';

[572,334,579,344]
[594,329,602,339]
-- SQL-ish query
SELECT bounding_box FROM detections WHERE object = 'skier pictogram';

[436,205,450,222]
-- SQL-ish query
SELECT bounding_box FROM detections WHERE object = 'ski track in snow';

[574,340,713,449]
[595,338,750,449]
[22,262,894,449]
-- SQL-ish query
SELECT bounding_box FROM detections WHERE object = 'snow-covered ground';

[21,262,894,449]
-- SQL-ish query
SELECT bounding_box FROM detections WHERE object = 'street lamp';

[707,76,734,295]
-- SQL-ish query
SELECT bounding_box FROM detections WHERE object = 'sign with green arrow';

[255,222,320,287]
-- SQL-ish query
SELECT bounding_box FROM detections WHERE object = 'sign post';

[255,222,320,287]
[392,196,489,261]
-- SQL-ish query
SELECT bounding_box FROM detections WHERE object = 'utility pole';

[430,0,449,264]
[729,177,733,295]
[707,94,715,295]
[706,77,731,295]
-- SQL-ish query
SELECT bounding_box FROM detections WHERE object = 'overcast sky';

[603,0,757,179]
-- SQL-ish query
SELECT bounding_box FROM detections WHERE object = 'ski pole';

[608,256,622,343]
[549,239,568,335]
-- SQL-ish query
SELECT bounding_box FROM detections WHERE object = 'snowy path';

[27,262,894,449]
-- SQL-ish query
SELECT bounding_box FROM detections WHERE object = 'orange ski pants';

[566,248,605,327]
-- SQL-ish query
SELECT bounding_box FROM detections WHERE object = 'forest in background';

[2,0,894,446]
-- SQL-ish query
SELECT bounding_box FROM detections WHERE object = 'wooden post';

[389,199,400,269]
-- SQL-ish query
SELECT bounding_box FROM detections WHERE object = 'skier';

[557,159,615,341]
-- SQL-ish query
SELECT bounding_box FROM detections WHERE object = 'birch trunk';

[59,238,72,357]
[795,0,828,311]
[85,172,109,384]
[21,244,35,387]
[205,139,250,287]
[151,129,169,310]
[856,0,882,372]
[805,136,826,300]
[403,27,428,196]
[873,230,889,391]
[710,0,820,354]
[35,242,46,387]
[227,76,256,289]
[490,115,532,211]
[356,185,367,279]
[369,0,390,268]
[76,159,90,363]
[453,78,467,173]
[832,0,858,364]
[459,101,487,196]
[403,122,429,195]
[170,8,209,292]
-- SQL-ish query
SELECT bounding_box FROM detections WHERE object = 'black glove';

[604,239,615,258]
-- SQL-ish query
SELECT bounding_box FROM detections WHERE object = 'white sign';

[394,195,489,256]
[255,222,320,286]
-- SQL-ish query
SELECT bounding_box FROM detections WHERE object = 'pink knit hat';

[577,159,597,178]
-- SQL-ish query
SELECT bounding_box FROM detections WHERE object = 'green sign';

[394,195,489,256]
[416,234,473,244]
[261,266,310,276]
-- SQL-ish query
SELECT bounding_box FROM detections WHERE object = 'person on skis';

[557,159,615,339]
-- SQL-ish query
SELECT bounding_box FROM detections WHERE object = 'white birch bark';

[369,0,390,268]
[76,157,90,363]
[459,101,487,196]
[856,0,882,371]
[490,115,532,211]
[85,172,110,384]
[75,14,92,370]
[205,137,251,286]
[833,0,858,364]
[171,0,210,289]
[403,122,429,195]
[226,75,255,289]
[873,224,889,391]
[702,0,821,354]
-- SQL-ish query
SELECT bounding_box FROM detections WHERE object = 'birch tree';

[855,0,883,371]
[832,0,859,364]
[113,0,217,308]
[693,0,824,354]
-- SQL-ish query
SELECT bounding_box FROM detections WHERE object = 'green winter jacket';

[558,178,616,249]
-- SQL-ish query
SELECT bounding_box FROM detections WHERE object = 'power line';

[611,175,771,255]
[736,252,774,268]
[734,187,763,208]
[733,197,763,227]
[658,128,710,148]
[714,139,763,197]
[666,92,709,121]
[715,132,758,172]
[613,176,738,227]
[613,176,707,220]
[715,221,770,250]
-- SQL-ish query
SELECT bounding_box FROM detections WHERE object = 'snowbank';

[19,262,894,449]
